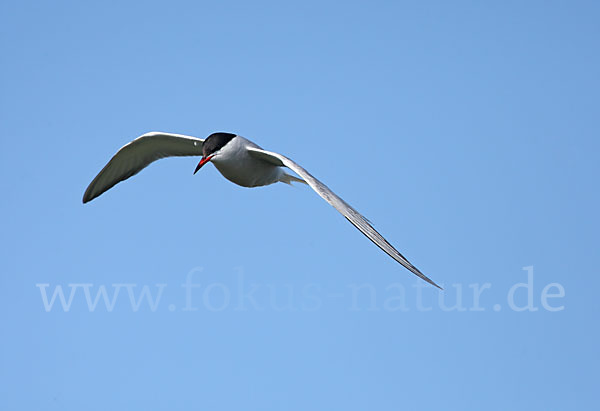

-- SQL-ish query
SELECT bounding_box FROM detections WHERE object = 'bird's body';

[210,136,284,187]
[83,131,441,289]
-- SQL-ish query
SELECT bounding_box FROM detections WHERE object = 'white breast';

[210,136,284,187]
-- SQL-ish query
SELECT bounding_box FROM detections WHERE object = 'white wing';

[83,132,205,203]
[247,146,441,289]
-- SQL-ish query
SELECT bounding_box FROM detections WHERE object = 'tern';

[83,132,441,288]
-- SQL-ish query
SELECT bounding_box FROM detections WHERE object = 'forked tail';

[280,173,307,185]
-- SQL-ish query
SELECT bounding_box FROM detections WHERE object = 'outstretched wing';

[83,132,205,203]
[247,146,441,289]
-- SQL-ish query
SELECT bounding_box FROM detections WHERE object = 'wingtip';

[422,274,443,290]
[409,264,443,290]
[82,184,99,204]
[82,190,94,204]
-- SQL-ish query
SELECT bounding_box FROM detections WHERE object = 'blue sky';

[1,1,599,409]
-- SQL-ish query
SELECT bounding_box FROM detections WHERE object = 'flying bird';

[83,132,441,288]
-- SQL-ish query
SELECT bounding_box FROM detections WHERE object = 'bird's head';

[194,132,236,174]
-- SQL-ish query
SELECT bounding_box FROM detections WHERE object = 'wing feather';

[83,132,204,203]
[247,146,441,289]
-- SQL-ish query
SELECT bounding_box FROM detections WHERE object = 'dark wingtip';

[406,261,443,290]
[82,189,95,204]
[419,273,443,290]
[423,274,443,290]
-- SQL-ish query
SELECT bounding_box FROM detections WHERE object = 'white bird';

[83,131,441,289]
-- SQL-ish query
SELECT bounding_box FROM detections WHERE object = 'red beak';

[193,155,213,174]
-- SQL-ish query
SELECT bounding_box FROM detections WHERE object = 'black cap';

[203,132,236,156]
